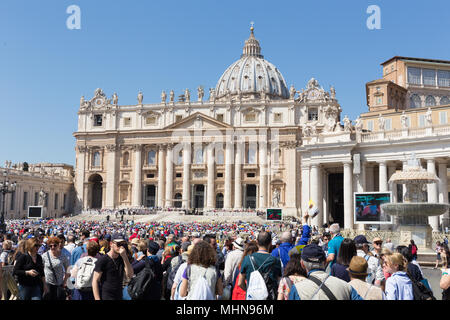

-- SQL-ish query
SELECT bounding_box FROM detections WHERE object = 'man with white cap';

[223,237,245,287]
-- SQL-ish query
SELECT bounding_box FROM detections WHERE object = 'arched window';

[93,151,101,167]
[122,152,129,167]
[147,150,156,165]
[425,95,436,107]
[409,94,421,108]
[440,96,450,106]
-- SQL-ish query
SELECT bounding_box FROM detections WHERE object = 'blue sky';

[1,0,449,166]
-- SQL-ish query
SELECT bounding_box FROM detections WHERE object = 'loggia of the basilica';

[70,27,450,231]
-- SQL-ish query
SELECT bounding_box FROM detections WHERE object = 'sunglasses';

[114,241,127,247]
[374,241,383,245]
[49,244,59,248]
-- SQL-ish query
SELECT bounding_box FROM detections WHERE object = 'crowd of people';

[0,212,449,301]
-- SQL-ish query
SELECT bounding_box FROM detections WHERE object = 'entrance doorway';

[174,193,182,208]
[145,185,156,208]
[89,174,103,209]
[216,193,224,209]
[245,184,257,209]
[328,173,344,227]
[194,185,205,209]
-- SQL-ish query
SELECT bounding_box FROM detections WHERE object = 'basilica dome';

[215,27,290,100]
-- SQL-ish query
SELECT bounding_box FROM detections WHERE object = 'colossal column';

[206,144,215,209]
[132,144,142,207]
[259,141,267,208]
[224,142,233,209]
[234,142,243,209]
[182,143,191,209]
[427,159,439,231]
[157,145,166,208]
[105,144,118,209]
[343,161,354,230]
[75,145,87,213]
[165,144,174,207]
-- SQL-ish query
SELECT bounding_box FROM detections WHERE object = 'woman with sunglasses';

[42,237,70,300]
[13,237,46,300]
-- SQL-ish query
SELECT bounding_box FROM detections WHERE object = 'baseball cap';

[301,244,326,263]
[111,233,126,243]
[354,235,370,245]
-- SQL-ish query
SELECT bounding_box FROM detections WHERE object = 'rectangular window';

[63,194,67,210]
[146,173,155,178]
[10,191,15,210]
[34,192,39,206]
[423,68,436,86]
[245,113,256,122]
[45,193,49,208]
[385,119,392,131]
[308,108,318,121]
[405,116,410,128]
[274,113,283,123]
[217,173,223,178]
[439,111,448,124]
[418,114,425,127]
[367,120,374,131]
[407,67,421,85]
[438,70,450,87]
[123,117,131,127]
[247,145,257,164]
[23,191,28,210]
[146,116,157,125]
[94,114,103,126]
[247,173,256,178]
[216,114,224,122]
[54,193,59,210]
[376,96,382,105]
[176,173,182,178]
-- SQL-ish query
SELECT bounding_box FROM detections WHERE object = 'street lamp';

[0,170,17,234]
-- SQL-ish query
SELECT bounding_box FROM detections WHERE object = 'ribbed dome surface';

[215,28,289,100]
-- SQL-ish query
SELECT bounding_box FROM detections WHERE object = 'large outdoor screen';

[354,192,392,224]
[267,208,282,221]
[28,206,43,219]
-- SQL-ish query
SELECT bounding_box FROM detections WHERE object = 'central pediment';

[164,112,233,130]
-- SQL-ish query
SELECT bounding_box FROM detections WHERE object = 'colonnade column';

[343,161,354,230]
[157,145,166,208]
[234,142,243,209]
[182,143,191,209]
[224,142,233,209]
[427,159,439,231]
[378,161,388,192]
[438,161,449,229]
[206,144,215,209]
[259,141,267,208]
[132,144,142,207]
[301,164,310,214]
[310,163,322,227]
[165,145,174,207]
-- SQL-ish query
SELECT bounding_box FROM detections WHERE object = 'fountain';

[381,153,449,252]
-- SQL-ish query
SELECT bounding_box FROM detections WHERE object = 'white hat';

[233,237,245,251]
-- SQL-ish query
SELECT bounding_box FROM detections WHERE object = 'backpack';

[166,255,183,291]
[75,256,97,289]
[186,265,215,300]
[127,257,156,300]
[246,255,276,300]
[407,271,436,300]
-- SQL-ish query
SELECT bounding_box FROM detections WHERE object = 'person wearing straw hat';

[348,256,384,300]
[223,237,245,288]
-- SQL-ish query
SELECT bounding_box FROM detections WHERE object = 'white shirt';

[357,250,384,284]
[64,243,76,254]
[223,249,244,286]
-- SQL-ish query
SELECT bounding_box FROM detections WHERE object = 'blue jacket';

[70,244,86,266]
[385,272,414,300]
[271,242,294,268]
